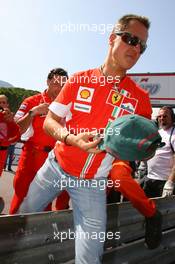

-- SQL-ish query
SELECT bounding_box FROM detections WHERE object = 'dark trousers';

[5,144,15,170]
[143,179,166,198]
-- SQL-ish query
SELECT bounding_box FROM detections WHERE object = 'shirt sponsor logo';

[15,110,25,117]
[108,90,138,119]
[19,104,27,110]
[120,97,138,113]
[74,103,91,113]
[76,86,94,103]
[106,90,124,106]
[112,92,122,104]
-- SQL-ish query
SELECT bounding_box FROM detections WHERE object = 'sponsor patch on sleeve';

[19,104,27,110]
[15,110,25,118]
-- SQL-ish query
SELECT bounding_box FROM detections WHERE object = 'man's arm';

[44,110,102,154]
[16,103,49,134]
[162,155,175,197]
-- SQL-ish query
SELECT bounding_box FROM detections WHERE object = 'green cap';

[99,114,164,161]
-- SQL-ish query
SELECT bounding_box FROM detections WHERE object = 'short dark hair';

[114,14,150,32]
[47,68,68,80]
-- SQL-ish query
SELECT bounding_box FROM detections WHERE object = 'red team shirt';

[49,68,152,179]
[15,91,56,148]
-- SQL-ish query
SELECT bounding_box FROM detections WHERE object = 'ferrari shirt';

[49,68,152,179]
[15,90,56,148]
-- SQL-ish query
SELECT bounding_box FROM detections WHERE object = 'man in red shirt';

[0,94,20,212]
[0,95,20,177]
[9,68,69,214]
[18,15,162,263]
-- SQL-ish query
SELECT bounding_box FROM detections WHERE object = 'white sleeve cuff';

[49,102,72,118]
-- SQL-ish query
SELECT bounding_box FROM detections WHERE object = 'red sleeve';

[15,95,39,120]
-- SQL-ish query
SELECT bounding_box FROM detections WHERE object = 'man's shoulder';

[169,126,175,142]
[22,92,42,104]
[161,126,175,134]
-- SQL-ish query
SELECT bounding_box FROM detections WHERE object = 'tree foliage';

[0,87,39,113]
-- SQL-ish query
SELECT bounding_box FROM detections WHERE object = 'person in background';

[0,95,20,176]
[4,143,16,172]
[144,106,175,197]
[9,68,69,214]
[18,14,161,263]
[0,94,20,212]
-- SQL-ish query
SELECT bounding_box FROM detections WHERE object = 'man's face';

[47,74,67,100]
[0,97,8,109]
[157,109,174,129]
[109,19,148,71]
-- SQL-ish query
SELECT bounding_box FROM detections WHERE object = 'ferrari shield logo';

[106,90,124,107]
[112,92,122,104]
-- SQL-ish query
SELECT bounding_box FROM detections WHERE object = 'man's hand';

[31,103,49,116]
[162,180,174,197]
[2,108,14,122]
[67,132,103,154]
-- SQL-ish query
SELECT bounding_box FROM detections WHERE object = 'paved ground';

[0,166,16,214]
[0,165,62,214]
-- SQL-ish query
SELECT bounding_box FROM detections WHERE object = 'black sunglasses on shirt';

[115,31,147,54]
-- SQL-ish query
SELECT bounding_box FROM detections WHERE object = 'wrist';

[28,110,35,118]
[62,133,76,146]
[63,133,70,145]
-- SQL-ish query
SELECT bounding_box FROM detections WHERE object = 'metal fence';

[0,196,175,263]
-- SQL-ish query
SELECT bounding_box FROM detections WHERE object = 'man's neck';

[161,125,174,131]
[101,60,126,81]
[45,89,54,101]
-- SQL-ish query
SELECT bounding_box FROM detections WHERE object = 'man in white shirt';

[144,106,175,197]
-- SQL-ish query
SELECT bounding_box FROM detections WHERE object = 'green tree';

[0,87,39,113]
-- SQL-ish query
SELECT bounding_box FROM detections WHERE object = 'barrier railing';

[0,196,175,263]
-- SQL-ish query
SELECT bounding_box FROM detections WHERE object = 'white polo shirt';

[147,127,175,180]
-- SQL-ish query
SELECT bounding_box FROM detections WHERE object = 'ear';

[109,33,116,46]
